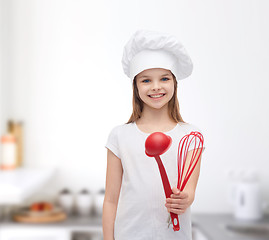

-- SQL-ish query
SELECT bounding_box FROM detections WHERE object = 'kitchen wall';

[0,0,3,136]
[1,0,12,144]
[1,0,269,214]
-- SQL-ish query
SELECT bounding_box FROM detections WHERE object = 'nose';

[151,81,161,91]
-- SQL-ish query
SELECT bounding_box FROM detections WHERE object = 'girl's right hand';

[165,187,191,215]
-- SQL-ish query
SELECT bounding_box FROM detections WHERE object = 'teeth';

[150,94,164,98]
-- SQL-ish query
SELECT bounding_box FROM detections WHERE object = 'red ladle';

[145,132,180,231]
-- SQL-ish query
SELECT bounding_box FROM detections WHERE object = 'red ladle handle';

[154,155,180,231]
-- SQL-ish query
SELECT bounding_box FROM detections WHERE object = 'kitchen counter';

[192,213,269,240]
[0,214,102,232]
[1,213,269,239]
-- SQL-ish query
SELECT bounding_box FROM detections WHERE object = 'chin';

[147,103,168,110]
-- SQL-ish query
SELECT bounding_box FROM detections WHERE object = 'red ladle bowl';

[145,132,172,157]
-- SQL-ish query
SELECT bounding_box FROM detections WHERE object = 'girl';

[103,30,205,240]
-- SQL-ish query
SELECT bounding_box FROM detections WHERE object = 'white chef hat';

[122,29,193,81]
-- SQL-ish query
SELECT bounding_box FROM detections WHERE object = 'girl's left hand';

[165,187,191,215]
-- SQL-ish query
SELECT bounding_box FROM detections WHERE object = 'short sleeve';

[105,126,121,159]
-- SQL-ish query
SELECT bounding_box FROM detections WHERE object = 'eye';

[142,79,150,83]
[161,77,170,81]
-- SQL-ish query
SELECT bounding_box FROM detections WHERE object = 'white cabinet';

[0,216,103,240]
[0,227,70,240]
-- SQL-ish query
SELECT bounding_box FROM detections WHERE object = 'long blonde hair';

[126,74,185,124]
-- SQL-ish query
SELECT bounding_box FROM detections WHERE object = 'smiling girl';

[103,30,205,240]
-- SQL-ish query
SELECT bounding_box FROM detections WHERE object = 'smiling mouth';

[148,94,166,98]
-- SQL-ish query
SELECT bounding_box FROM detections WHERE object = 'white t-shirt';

[105,122,205,240]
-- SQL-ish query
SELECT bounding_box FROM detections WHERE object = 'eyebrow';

[138,73,171,79]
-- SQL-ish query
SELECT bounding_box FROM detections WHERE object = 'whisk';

[145,131,204,231]
[177,131,204,191]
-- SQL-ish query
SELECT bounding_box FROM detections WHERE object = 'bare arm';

[102,149,123,240]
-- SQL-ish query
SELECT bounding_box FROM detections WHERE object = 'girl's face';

[136,68,175,110]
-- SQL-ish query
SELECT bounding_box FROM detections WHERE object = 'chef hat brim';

[122,30,193,81]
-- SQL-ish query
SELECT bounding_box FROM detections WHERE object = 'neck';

[138,104,174,125]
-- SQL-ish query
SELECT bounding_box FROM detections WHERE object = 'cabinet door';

[0,227,70,240]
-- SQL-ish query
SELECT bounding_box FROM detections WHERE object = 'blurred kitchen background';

[0,0,269,239]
